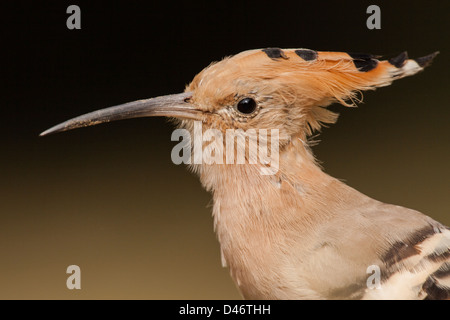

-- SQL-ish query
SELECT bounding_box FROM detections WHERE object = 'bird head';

[41,48,438,150]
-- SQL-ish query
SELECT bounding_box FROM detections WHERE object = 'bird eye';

[236,98,257,115]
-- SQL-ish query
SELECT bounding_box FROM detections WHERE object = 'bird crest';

[187,48,438,135]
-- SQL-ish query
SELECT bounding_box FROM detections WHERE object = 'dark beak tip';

[39,124,65,137]
[39,128,54,137]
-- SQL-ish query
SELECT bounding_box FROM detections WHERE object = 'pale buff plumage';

[41,48,448,300]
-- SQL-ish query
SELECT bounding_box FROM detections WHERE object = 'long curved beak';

[40,92,199,136]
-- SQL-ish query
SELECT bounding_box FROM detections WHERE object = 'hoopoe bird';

[41,48,449,300]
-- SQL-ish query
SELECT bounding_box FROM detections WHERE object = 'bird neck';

[196,135,354,298]
[197,134,331,194]
[196,134,349,233]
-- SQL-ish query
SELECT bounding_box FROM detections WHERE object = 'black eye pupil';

[236,98,257,114]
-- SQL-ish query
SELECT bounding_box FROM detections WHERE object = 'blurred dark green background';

[0,1,448,299]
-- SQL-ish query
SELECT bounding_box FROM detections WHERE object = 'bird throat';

[196,136,341,298]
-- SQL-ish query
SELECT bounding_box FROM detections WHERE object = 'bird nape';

[41,48,448,300]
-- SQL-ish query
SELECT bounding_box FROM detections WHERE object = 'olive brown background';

[1,1,449,299]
